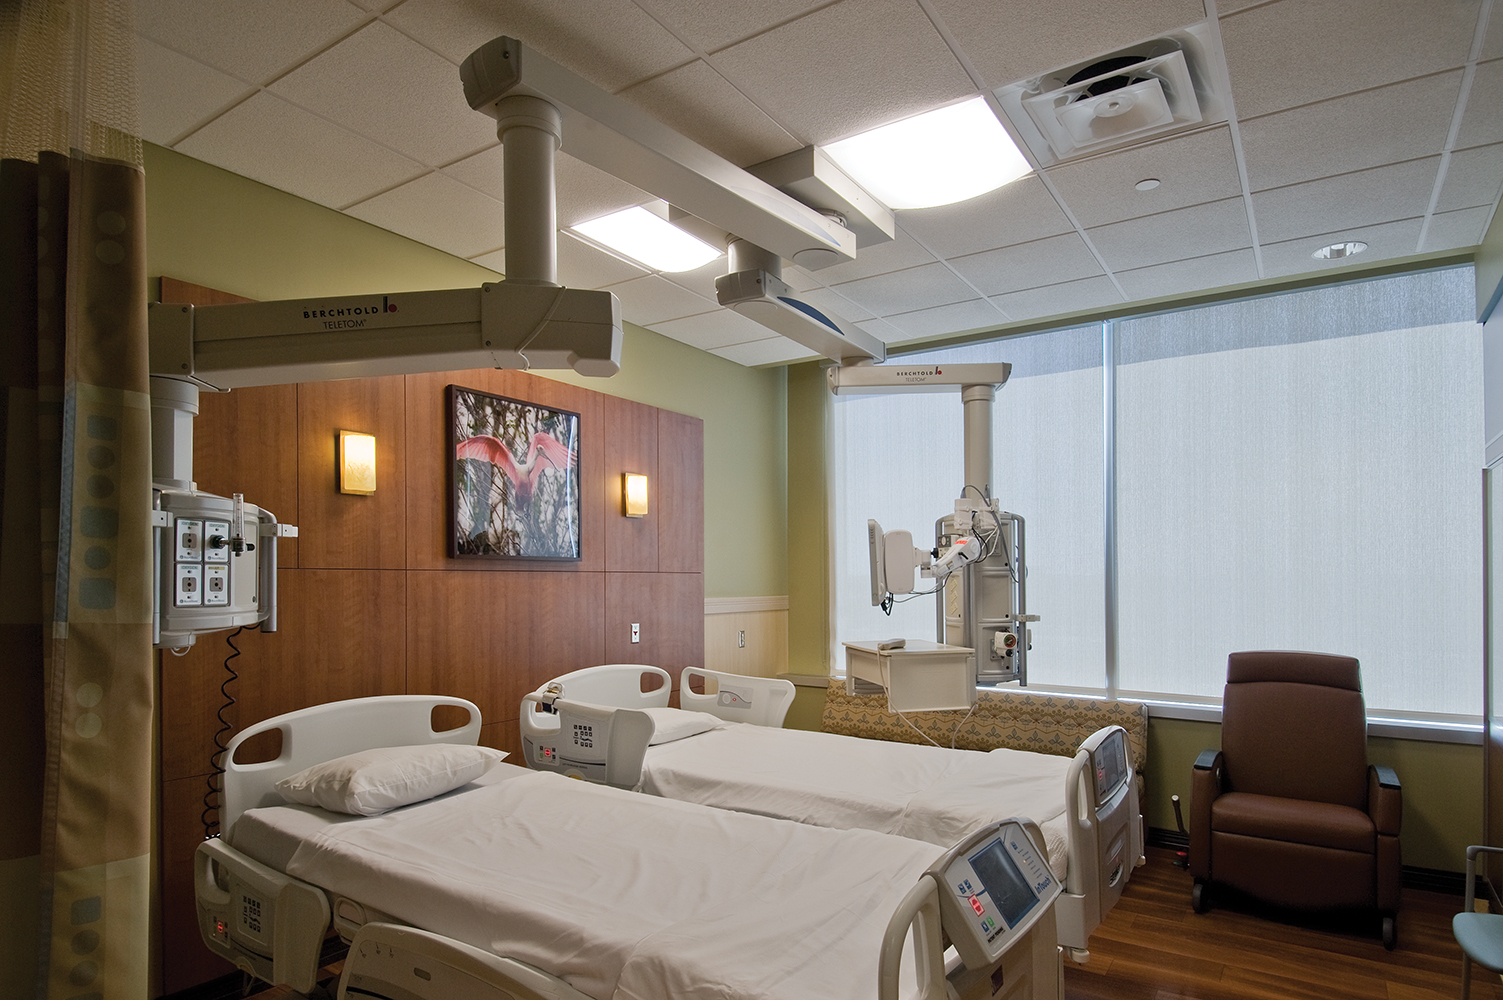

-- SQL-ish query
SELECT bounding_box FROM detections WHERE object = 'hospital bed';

[520,664,1143,961]
[195,694,1065,1000]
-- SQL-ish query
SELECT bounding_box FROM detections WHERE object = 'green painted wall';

[142,143,786,597]
[786,362,831,673]
[1147,717,1480,873]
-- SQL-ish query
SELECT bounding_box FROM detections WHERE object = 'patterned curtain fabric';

[0,2,155,998]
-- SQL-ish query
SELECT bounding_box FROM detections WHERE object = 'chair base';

[1190,877,1395,950]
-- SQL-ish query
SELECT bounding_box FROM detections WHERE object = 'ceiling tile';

[136,0,366,83]
[950,232,1104,296]
[345,173,506,257]
[990,275,1124,322]
[1423,205,1495,250]
[136,37,252,146]
[830,262,977,316]
[1456,59,1503,150]
[926,0,1205,89]
[710,0,974,145]
[1115,248,1260,300]
[1253,157,1440,243]
[1484,12,1503,60]
[812,226,937,284]
[1238,72,1462,192]
[880,298,1006,339]
[383,0,692,92]
[796,286,877,323]
[851,317,908,344]
[711,337,817,366]
[638,0,822,53]
[618,59,800,167]
[1086,197,1251,271]
[269,22,495,167]
[601,274,719,325]
[661,259,730,303]
[1044,127,1244,229]
[174,92,425,209]
[898,176,1072,259]
[649,309,776,351]
[1220,0,1479,119]
[466,248,508,275]
[1259,218,1423,278]
[442,147,652,230]
[1439,143,1503,212]
[553,232,649,287]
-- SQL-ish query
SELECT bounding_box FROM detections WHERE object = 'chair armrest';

[1464,845,1503,911]
[1189,749,1223,880]
[1367,765,1402,837]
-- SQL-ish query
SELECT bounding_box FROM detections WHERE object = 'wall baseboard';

[1147,827,1469,896]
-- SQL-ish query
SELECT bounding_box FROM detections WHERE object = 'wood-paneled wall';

[155,279,705,994]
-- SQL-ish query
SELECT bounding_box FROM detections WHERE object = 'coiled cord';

[201,623,258,839]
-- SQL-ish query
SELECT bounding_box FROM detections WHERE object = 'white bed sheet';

[232,763,938,1000]
[638,725,1072,880]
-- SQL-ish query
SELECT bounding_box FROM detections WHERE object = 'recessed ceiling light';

[1134,178,1161,191]
[570,206,723,273]
[822,97,1033,211]
[1312,240,1368,260]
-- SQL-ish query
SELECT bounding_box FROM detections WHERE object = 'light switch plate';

[631,623,640,643]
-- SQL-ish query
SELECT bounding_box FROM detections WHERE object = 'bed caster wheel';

[1191,880,1210,914]
[1382,915,1396,951]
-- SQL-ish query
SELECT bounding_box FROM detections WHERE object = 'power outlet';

[631,622,640,644]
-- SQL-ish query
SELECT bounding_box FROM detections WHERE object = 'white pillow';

[276,744,507,816]
[643,707,721,745]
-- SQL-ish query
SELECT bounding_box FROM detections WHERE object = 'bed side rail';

[519,694,654,789]
[338,922,595,1000]
[223,695,481,832]
[1055,724,1137,960]
[680,667,796,727]
[879,875,946,1000]
[195,837,332,993]
[533,664,673,710]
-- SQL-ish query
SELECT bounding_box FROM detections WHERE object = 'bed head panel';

[222,695,481,833]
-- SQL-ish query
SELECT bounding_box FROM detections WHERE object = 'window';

[832,266,1483,720]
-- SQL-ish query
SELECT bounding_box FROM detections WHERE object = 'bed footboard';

[195,837,332,993]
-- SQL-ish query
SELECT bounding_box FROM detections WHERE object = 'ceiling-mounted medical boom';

[462,36,857,271]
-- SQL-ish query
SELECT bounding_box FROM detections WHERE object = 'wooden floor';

[1066,848,1490,1000]
[235,847,1486,1000]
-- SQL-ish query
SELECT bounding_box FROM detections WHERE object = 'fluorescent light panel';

[823,97,1032,211]
[571,206,723,273]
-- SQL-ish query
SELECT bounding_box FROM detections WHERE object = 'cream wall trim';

[704,596,789,614]
[703,609,788,678]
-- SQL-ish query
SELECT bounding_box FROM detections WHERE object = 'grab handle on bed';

[879,875,946,1000]
[680,667,796,727]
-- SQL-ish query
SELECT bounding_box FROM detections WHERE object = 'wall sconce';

[623,473,648,517]
[339,430,377,495]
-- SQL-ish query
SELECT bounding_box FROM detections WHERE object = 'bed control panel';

[519,694,654,790]
[929,819,1061,971]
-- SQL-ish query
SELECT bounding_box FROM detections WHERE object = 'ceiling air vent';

[995,20,1227,166]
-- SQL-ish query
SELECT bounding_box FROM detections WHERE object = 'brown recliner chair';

[1190,651,1402,948]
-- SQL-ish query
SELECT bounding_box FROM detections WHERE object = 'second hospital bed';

[195,694,1065,1000]
[520,664,1144,960]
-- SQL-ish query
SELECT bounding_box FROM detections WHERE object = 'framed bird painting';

[448,384,582,559]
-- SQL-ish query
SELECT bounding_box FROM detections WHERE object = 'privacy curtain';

[0,2,155,998]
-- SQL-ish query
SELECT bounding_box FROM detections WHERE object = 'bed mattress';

[230,763,938,1000]
[639,725,1073,880]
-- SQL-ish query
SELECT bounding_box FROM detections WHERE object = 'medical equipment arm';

[150,283,621,391]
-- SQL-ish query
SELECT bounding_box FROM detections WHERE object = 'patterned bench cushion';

[821,680,1149,779]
